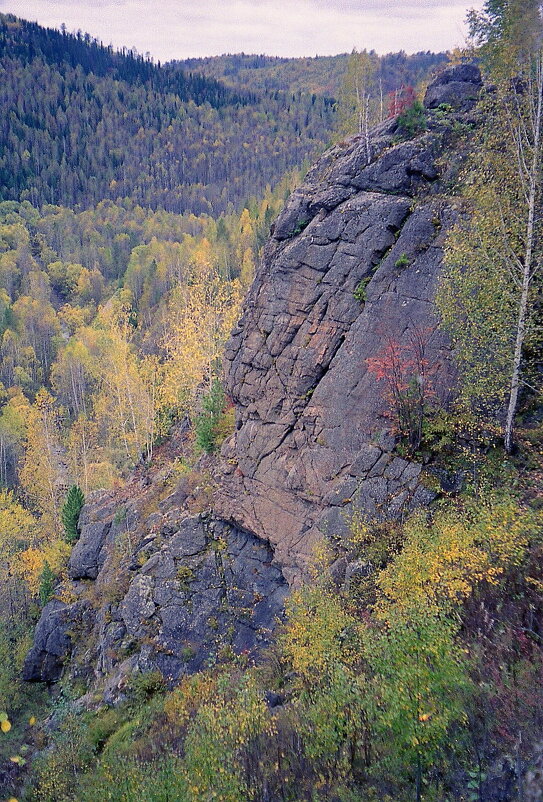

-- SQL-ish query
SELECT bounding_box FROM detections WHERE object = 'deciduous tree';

[438,0,543,451]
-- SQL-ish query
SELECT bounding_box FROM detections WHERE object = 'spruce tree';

[38,561,55,607]
[61,484,85,545]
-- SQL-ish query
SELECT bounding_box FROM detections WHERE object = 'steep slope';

[24,65,483,689]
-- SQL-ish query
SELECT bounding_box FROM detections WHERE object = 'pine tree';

[61,484,85,545]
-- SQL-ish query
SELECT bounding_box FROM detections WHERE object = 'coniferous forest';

[1,4,543,802]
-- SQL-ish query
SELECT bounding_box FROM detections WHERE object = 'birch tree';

[437,0,543,452]
[335,50,378,163]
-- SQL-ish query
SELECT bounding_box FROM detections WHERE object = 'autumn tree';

[90,299,155,467]
[0,388,28,487]
[159,241,241,422]
[366,327,437,451]
[387,84,417,116]
[438,0,543,451]
[19,388,64,532]
[0,490,37,638]
[66,413,99,492]
[335,49,379,162]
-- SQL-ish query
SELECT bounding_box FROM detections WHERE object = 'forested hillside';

[0,14,334,214]
[0,15,448,579]
[178,51,448,97]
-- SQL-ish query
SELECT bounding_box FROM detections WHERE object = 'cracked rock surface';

[24,480,287,689]
[216,64,479,583]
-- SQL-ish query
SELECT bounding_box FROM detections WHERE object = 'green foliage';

[77,755,187,802]
[0,15,335,217]
[176,564,195,591]
[419,407,456,456]
[182,672,271,802]
[395,101,427,138]
[20,483,543,801]
[181,51,448,99]
[61,485,85,545]
[335,49,379,139]
[437,10,543,451]
[126,670,166,706]
[85,708,123,752]
[394,253,410,269]
[290,218,311,237]
[364,604,469,772]
[281,586,363,687]
[437,199,520,417]
[298,663,368,782]
[194,380,229,454]
[353,276,371,302]
[38,560,55,607]
[28,712,96,802]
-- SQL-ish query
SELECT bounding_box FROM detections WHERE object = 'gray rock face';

[22,599,93,683]
[217,67,479,583]
[68,493,140,580]
[423,63,482,111]
[122,516,288,681]
[24,491,287,686]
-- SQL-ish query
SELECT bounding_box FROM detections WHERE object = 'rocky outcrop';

[23,469,287,689]
[424,62,482,110]
[216,64,479,583]
[24,65,481,688]
[23,599,94,683]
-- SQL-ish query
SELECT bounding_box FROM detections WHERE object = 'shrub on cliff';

[396,100,427,138]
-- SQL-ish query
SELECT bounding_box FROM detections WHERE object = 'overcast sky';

[1,1,484,60]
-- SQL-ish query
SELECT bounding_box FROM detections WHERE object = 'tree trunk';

[504,57,542,453]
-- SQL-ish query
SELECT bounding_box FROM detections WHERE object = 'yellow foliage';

[282,587,363,685]
[11,548,45,594]
[19,388,63,534]
[0,490,39,564]
[11,540,70,595]
[376,494,534,617]
[159,261,241,418]
[164,672,218,726]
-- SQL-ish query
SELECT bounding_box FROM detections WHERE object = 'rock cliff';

[217,63,481,583]
[24,65,482,690]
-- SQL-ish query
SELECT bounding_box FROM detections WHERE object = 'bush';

[353,276,371,303]
[396,100,427,138]
[194,380,234,454]
[127,670,166,705]
[394,253,409,269]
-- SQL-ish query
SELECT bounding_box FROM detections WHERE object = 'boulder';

[424,63,482,111]
[23,599,93,683]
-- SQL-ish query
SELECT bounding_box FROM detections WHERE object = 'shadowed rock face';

[24,65,481,687]
[23,486,287,689]
[216,64,480,583]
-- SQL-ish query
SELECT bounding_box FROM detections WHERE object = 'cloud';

[0,0,483,59]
